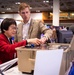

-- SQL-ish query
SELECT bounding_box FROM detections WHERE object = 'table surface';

[15,43,70,52]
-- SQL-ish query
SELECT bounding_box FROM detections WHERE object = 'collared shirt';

[22,18,31,40]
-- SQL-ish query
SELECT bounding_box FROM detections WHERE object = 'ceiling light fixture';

[15,2,20,4]
[1,12,5,13]
[6,8,11,10]
[71,13,74,16]
[36,10,40,12]
[46,1,49,3]
[30,7,32,9]
[43,1,46,3]
[43,0,49,3]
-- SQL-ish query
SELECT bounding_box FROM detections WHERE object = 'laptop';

[34,49,63,75]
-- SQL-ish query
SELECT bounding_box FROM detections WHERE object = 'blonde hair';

[19,3,30,12]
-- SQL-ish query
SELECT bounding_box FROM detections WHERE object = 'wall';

[0,12,74,27]
[0,13,42,25]
[0,13,42,20]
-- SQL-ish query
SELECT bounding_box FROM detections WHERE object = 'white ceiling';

[0,0,74,13]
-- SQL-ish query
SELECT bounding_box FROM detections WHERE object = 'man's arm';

[39,20,53,43]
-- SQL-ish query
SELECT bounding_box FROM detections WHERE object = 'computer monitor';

[58,30,73,43]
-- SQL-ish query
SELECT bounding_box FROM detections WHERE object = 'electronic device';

[0,58,18,74]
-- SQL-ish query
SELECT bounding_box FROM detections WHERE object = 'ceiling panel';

[0,0,74,13]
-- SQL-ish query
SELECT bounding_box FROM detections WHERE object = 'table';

[15,43,73,75]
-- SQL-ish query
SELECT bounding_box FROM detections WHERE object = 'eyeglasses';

[11,27,17,30]
[10,26,17,30]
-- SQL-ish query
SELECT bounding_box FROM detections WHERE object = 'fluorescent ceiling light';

[71,13,74,16]
[15,2,20,4]
[43,0,49,3]
[6,8,11,10]
[36,10,40,12]
[30,7,32,9]
[1,12,5,13]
